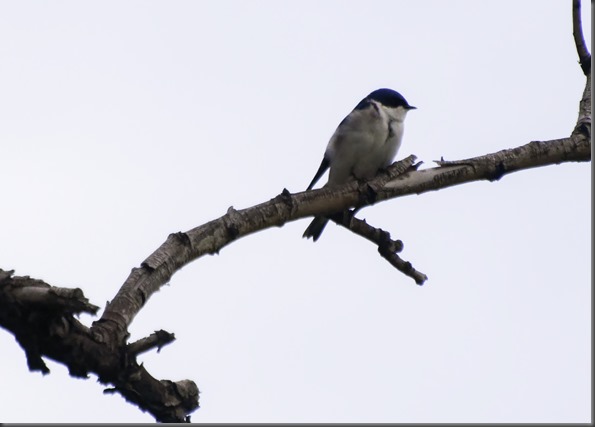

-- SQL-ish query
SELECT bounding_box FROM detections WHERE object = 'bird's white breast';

[326,102,409,186]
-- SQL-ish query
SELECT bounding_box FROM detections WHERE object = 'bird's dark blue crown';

[355,88,414,110]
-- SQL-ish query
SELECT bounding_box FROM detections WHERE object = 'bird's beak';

[407,105,417,110]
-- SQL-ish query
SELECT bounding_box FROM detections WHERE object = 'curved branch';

[91,131,590,344]
[2,5,591,422]
[572,0,591,75]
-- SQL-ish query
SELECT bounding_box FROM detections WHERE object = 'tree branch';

[128,330,176,356]
[2,82,590,422]
[91,131,590,346]
[1,3,591,422]
[6,127,586,416]
[572,0,591,75]
[328,210,430,285]
[324,160,429,285]
[0,269,199,422]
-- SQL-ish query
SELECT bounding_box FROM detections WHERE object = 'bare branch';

[319,158,427,282]
[1,6,590,421]
[12,285,99,315]
[573,0,591,75]
[574,74,591,141]
[90,131,590,346]
[329,211,404,254]
[325,197,428,285]
[377,249,428,286]
[128,330,176,356]
[0,268,199,422]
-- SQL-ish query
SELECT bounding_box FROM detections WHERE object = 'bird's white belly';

[352,121,403,179]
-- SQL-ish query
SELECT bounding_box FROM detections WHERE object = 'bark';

[0,2,590,422]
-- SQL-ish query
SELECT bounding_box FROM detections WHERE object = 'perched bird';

[303,88,416,241]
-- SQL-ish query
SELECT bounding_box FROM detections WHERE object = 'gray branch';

[92,131,590,346]
[0,3,591,422]
[573,0,591,75]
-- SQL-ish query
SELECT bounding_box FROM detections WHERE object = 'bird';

[303,88,416,241]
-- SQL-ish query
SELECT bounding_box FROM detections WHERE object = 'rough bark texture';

[0,269,198,423]
[0,3,591,422]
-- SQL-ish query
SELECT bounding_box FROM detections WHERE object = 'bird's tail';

[303,216,329,242]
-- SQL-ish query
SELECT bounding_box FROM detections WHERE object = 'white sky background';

[0,0,591,423]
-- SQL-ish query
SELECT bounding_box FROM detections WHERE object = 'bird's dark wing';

[306,156,330,190]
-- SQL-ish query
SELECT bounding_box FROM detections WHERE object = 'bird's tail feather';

[303,216,329,241]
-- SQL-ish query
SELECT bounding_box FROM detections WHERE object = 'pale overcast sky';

[0,1,591,423]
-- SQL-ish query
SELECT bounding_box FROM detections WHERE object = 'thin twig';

[377,247,428,286]
[326,191,428,285]
[343,158,428,285]
[572,0,591,75]
[328,212,403,253]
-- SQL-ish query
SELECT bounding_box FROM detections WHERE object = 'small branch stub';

[128,330,176,356]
